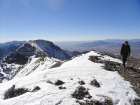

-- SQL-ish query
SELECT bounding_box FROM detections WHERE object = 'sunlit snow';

[0,51,138,105]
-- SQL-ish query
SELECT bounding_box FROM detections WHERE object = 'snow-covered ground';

[0,51,139,105]
[0,62,22,82]
[13,56,62,78]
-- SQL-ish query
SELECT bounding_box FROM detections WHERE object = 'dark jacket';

[120,44,131,55]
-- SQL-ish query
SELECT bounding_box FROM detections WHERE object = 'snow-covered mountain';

[0,50,139,105]
[0,40,72,82]
[5,40,71,65]
[0,41,26,60]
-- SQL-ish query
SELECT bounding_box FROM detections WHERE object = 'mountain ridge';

[0,50,139,105]
[0,39,83,83]
[5,40,71,65]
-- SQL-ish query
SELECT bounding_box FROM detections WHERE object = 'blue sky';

[0,0,140,42]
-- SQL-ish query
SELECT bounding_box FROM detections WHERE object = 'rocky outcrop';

[91,79,100,87]
[59,86,66,89]
[4,85,29,99]
[72,86,92,100]
[76,100,103,105]
[32,86,40,92]
[76,97,113,105]
[4,85,41,99]
[79,81,85,85]
[55,80,65,85]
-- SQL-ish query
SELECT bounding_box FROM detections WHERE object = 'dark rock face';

[6,52,28,64]
[5,43,36,65]
[72,86,92,100]
[91,79,100,87]
[0,41,25,60]
[55,80,65,85]
[4,85,29,99]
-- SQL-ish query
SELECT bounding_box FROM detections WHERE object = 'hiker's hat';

[125,41,128,44]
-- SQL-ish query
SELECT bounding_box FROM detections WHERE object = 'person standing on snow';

[120,41,131,68]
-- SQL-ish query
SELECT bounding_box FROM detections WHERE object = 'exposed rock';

[6,52,28,64]
[91,79,100,87]
[35,53,47,58]
[72,86,92,100]
[70,78,73,80]
[79,81,85,85]
[55,80,64,85]
[89,56,103,63]
[104,61,121,71]
[4,85,29,99]
[131,99,140,105]
[59,86,66,89]
[104,97,113,105]
[14,88,29,97]
[4,85,15,99]
[46,80,53,84]
[76,100,103,105]
[32,86,40,92]
[51,61,63,68]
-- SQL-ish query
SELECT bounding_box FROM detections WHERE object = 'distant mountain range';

[55,39,140,58]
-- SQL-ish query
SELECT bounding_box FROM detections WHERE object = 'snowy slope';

[13,56,62,79]
[0,61,22,83]
[0,51,139,105]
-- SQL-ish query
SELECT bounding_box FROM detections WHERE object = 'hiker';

[120,41,131,67]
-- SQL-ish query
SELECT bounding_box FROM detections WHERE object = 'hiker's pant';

[122,53,128,67]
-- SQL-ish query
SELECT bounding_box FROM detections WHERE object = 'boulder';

[55,80,64,85]
[91,79,100,87]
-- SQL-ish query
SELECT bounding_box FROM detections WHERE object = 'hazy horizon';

[0,38,140,43]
